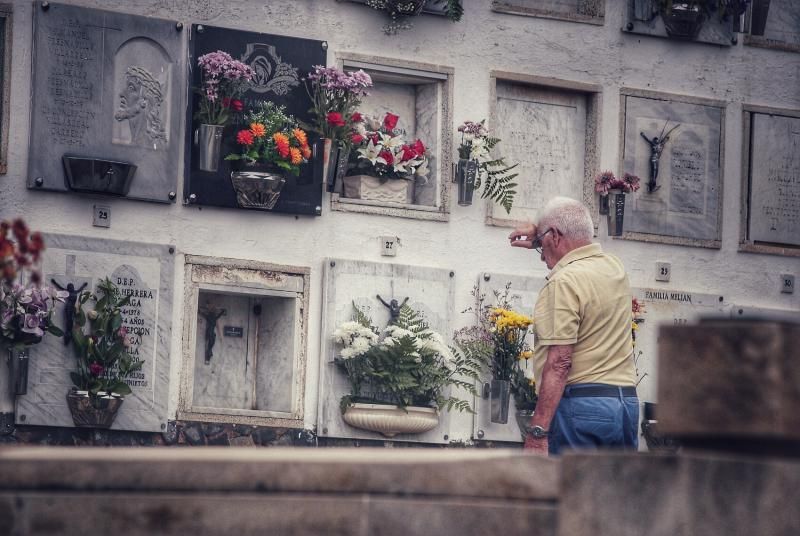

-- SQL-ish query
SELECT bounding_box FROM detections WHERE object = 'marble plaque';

[318,258,455,443]
[27,3,183,203]
[622,94,724,244]
[630,287,729,405]
[490,82,586,225]
[473,272,545,443]
[748,113,800,246]
[745,0,800,52]
[492,0,605,23]
[16,234,174,432]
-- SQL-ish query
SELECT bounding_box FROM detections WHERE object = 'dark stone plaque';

[184,25,326,216]
[27,2,184,203]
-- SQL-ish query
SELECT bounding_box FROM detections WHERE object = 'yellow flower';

[631,321,639,331]
[250,122,266,138]
[518,350,533,360]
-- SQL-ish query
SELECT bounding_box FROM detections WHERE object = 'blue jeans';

[548,383,639,455]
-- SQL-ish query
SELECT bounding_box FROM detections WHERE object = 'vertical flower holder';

[456,158,478,207]
[66,388,124,429]
[489,379,511,424]
[330,146,350,193]
[195,124,225,172]
[314,138,335,190]
[750,0,771,36]
[6,347,30,396]
[607,190,627,237]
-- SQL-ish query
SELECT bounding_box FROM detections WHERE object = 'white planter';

[342,403,439,437]
[342,174,414,204]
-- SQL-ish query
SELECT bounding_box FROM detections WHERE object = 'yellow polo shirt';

[532,243,635,393]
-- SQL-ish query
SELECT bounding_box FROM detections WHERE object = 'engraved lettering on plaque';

[669,137,707,216]
[240,43,299,96]
[113,265,157,390]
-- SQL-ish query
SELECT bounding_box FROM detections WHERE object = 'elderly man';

[509,197,638,455]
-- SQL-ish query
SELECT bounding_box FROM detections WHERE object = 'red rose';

[401,145,417,161]
[230,99,243,112]
[383,112,399,131]
[379,150,394,166]
[369,134,380,146]
[351,134,365,144]
[89,362,104,377]
[236,129,254,146]
[412,139,425,155]
[326,112,345,127]
[351,112,363,123]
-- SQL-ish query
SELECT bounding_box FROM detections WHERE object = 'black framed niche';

[184,25,326,216]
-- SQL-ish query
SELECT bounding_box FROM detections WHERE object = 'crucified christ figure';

[640,121,680,193]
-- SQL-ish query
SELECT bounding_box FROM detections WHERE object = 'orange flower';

[250,122,266,138]
[301,145,312,160]
[292,128,308,147]
[273,133,290,158]
[290,147,303,165]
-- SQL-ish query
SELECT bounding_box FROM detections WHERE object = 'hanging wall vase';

[660,4,705,39]
[66,389,124,429]
[456,158,478,207]
[230,169,287,210]
[6,346,30,396]
[342,403,439,437]
[489,379,511,424]
[750,0,771,36]
[195,124,225,172]
[62,156,137,196]
[607,190,626,237]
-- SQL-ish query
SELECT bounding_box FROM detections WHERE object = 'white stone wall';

[1,0,798,438]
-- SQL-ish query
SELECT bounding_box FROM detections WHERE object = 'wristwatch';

[529,425,549,439]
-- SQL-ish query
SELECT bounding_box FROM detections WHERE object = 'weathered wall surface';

[0,0,798,440]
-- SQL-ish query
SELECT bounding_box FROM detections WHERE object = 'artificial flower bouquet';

[348,112,430,183]
[456,119,519,213]
[305,65,373,149]
[70,277,141,398]
[333,302,480,413]
[195,50,254,126]
[226,102,311,176]
[594,170,641,195]
[0,219,66,348]
[364,0,464,34]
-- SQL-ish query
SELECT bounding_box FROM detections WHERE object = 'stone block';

[657,320,800,442]
[559,451,800,536]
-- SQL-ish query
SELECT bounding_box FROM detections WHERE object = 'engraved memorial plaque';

[622,93,724,245]
[28,3,183,203]
[318,259,455,443]
[16,234,174,432]
[490,82,586,226]
[748,113,800,247]
[185,25,326,215]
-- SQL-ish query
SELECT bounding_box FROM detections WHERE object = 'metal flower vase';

[456,158,479,206]
[490,379,511,424]
[66,389,124,429]
[196,124,225,172]
[607,190,627,237]
[229,168,287,210]
[6,346,30,396]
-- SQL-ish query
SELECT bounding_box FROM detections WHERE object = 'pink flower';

[379,150,394,166]
[401,146,417,161]
[412,139,425,156]
[89,362,104,377]
[117,326,128,339]
[351,134,364,145]
[351,112,363,123]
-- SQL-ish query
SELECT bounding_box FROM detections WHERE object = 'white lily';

[357,139,383,165]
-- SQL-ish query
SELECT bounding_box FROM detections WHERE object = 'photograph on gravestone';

[14,234,174,432]
[488,80,590,227]
[621,92,724,246]
[745,0,800,53]
[745,112,800,249]
[27,3,183,202]
[184,25,326,216]
[491,0,605,25]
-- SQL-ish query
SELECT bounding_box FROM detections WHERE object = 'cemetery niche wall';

[27,2,184,203]
[179,256,309,428]
[491,0,605,25]
[620,89,724,247]
[317,258,455,444]
[488,74,600,228]
[15,234,174,433]
[744,0,800,53]
[740,106,800,256]
[623,0,737,46]
[184,25,326,216]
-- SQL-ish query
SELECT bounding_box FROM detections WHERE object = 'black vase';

[607,191,626,236]
[62,156,137,196]
[750,0,771,36]
[456,158,478,207]
[661,5,705,39]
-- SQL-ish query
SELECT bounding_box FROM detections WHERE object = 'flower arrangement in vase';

[343,112,429,204]
[456,120,519,213]
[333,301,481,437]
[68,277,142,428]
[656,0,750,39]
[594,170,641,236]
[193,50,254,172]
[1,219,66,395]
[225,102,312,210]
[363,0,464,34]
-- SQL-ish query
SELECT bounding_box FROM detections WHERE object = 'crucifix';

[640,121,680,193]
[200,307,226,364]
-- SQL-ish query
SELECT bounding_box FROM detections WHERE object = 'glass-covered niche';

[180,256,309,427]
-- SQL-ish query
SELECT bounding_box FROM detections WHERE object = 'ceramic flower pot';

[342,174,414,204]
[62,156,137,196]
[342,403,439,437]
[195,123,225,172]
[456,158,479,207]
[229,169,287,210]
[66,388,124,429]
[660,4,705,39]
[606,190,627,237]
[490,379,511,424]
[5,346,30,396]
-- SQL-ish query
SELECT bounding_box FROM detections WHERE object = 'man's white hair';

[537,197,594,241]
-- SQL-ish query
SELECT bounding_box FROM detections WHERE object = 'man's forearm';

[530,344,573,431]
